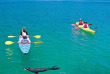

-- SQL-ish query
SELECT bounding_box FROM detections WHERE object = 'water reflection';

[6,48,14,63]
[71,28,94,39]
[6,48,13,56]
[71,28,95,48]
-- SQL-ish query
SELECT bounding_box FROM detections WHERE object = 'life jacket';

[21,39,29,44]
[79,22,83,25]
[22,32,27,36]
[83,24,88,28]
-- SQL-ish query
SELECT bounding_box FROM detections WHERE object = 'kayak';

[19,37,31,54]
[76,22,95,35]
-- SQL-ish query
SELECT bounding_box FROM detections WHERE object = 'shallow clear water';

[0,1,110,74]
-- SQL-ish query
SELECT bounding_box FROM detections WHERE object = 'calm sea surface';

[0,1,110,74]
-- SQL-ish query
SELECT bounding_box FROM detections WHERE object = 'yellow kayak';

[76,22,95,35]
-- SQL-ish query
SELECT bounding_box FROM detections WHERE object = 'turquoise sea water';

[0,1,110,74]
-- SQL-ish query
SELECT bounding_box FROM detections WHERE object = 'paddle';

[5,41,14,45]
[8,35,41,38]
[74,26,79,29]
[94,27,98,29]
[31,42,43,43]
[87,24,98,29]
[71,24,76,26]
[30,35,41,38]
[90,27,98,29]
[8,36,18,38]
[72,23,92,26]
[88,24,92,25]
[5,41,43,45]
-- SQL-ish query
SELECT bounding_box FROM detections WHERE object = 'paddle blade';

[8,36,16,38]
[34,41,43,43]
[74,26,79,29]
[88,24,92,25]
[94,27,98,29]
[71,24,76,26]
[5,41,14,45]
[34,35,41,38]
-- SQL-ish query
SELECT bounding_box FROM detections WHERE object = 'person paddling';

[78,19,83,25]
[82,21,89,28]
[20,27,28,37]
[18,27,31,43]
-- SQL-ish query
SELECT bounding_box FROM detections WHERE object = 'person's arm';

[26,31,28,35]
[87,24,89,28]
[82,24,84,28]
[26,31,29,37]
[20,31,22,37]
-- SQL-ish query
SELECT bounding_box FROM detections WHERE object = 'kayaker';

[18,27,31,43]
[78,19,83,25]
[82,21,89,28]
[20,27,28,38]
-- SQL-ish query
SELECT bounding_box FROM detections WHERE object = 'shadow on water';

[24,53,28,56]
